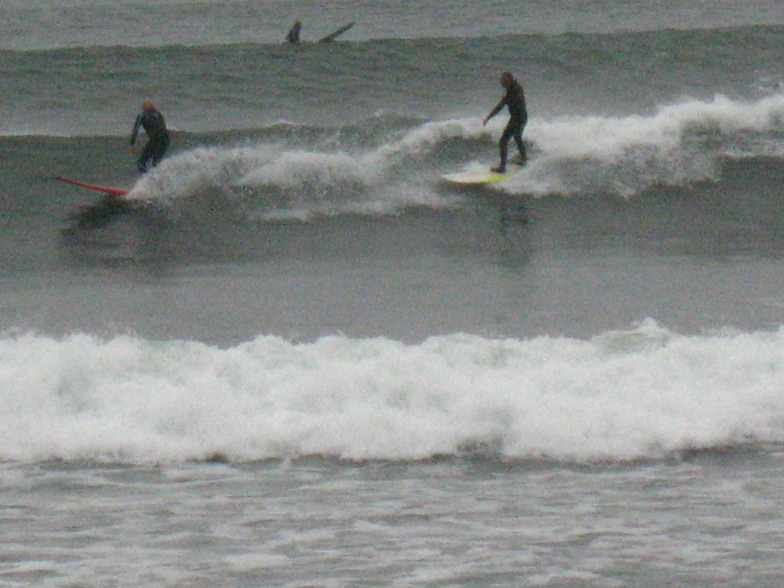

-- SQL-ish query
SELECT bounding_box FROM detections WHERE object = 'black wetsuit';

[488,80,528,170]
[130,108,170,173]
[286,24,301,44]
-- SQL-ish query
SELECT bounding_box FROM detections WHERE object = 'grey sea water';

[3,0,784,585]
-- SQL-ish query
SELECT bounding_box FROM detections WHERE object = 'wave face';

[2,321,783,464]
[7,92,783,227]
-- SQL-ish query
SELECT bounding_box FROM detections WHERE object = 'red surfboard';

[55,176,129,197]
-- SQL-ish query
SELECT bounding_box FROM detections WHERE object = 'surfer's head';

[142,100,156,111]
[500,72,515,87]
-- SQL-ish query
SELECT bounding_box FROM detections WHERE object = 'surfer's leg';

[150,136,170,168]
[512,118,527,165]
[139,136,170,172]
[513,132,526,165]
[137,151,150,173]
[496,126,512,172]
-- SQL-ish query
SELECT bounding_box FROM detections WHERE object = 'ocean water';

[3,1,784,586]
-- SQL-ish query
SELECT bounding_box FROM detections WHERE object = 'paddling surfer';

[483,72,527,173]
[285,21,353,44]
[286,21,302,44]
[129,100,170,174]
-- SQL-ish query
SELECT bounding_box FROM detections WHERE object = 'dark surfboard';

[318,22,354,43]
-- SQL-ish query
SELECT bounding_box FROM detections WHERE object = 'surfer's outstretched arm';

[129,114,143,145]
[483,99,506,126]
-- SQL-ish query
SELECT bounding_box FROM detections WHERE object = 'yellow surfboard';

[441,167,518,186]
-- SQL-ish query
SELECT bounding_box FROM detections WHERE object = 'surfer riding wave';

[129,100,170,174]
[483,72,527,173]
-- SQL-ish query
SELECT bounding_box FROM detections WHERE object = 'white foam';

[224,552,291,570]
[501,93,784,196]
[127,146,274,202]
[2,321,784,464]
[124,128,465,217]
[536,93,784,159]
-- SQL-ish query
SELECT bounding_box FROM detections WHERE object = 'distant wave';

[3,25,784,137]
[1,320,783,464]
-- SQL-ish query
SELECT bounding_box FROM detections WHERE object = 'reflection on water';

[59,195,170,267]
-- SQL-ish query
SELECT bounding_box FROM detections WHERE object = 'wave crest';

[120,93,784,220]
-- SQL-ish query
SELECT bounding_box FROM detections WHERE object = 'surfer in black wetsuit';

[286,21,302,44]
[129,100,170,174]
[483,72,527,173]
